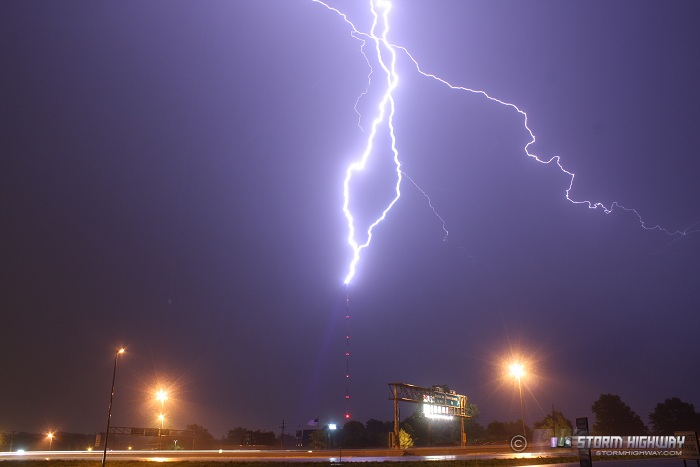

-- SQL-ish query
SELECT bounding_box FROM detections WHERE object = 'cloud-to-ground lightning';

[313,0,694,286]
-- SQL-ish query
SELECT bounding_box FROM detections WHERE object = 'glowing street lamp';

[156,390,168,410]
[47,432,54,451]
[328,423,341,462]
[509,362,526,437]
[102,347,125,467]
[327,424,336,450]
[155,389,168,450]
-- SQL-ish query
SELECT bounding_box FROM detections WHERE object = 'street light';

[328,423,341,462]
[47,432,53,451]
[102,347,125,467]
[156,390,168,411]
[327,424,336,450]
[509,362,526,437]
[155,390,168,450]
[158,414,165,450]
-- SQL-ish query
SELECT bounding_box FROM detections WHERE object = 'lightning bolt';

[313,0,695,285]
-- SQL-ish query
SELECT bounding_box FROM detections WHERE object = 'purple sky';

[1,0,699,438]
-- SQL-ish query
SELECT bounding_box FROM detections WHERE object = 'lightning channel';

[313,0,693,286]
[320,0,403,285]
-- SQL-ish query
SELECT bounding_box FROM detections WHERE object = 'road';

[0,446,688,467]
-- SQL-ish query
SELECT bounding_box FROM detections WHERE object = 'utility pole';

[280,419,286,446]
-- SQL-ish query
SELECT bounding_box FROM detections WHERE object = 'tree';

[249,430,276,446]
[533,410,573,437]
[168,439,183,450]
[649,397,700,434]
[401,408,430,446]
[399,429,413,449]
[465,402,480,420]
[591,394,647,435]
[484,420,529,441]
[187,423,215,449]
[426,418,458,446]
[463,402,485,444]
[226,427,247,445]
[341,420,369,448]
[308,429,327,450]
[464,421,486,443]
[366,419,393,447]
[56,432,93,450]
[280,432,296,446]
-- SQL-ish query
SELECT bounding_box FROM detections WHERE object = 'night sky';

[1,0,699,439]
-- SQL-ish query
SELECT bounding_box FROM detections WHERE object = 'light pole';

[328,423,340,462]
[47,432,54,451]
[158,414,165,450]
[102,347,125,467]
[156,390,168,450]
[327,423,336,450]
[509,362,526,437]
[156,390,168,411]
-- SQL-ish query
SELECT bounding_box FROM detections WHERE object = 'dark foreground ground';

[0,460,580,467]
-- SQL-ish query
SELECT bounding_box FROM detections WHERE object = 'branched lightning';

[402,171,449,242]
[317,0,402,285]
[313,0,694,285]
